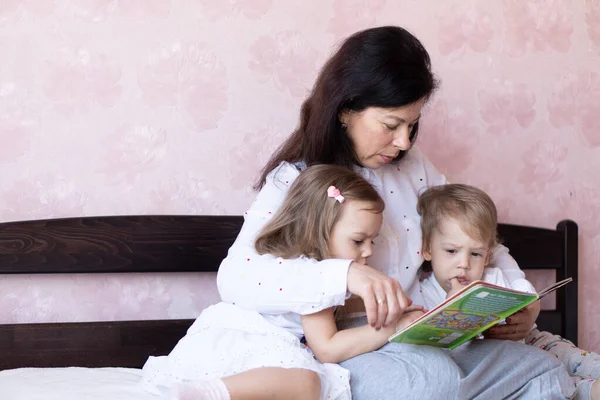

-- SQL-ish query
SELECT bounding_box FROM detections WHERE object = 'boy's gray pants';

[337,317,576,400]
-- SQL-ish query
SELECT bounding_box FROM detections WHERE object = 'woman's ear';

[339,110,350,126]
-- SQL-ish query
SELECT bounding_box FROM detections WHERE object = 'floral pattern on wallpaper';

[0,83,37,162]
[436,2,494,55]
[44,47,123,115]
[548,71,600,148]
[501,0,574,56]
[138,41,229,132]
[249,30,321,99]
[0,0,599,352]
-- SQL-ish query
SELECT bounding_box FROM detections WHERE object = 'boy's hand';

[445,277,464,298]
[484,301,540,341]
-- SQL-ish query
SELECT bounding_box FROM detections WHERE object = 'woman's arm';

[490,245,537,293]
[301,309,424,364]
[217,162,351,315]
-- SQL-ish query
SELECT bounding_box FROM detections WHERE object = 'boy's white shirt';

[420,266,537,312]
[217,147,535,337]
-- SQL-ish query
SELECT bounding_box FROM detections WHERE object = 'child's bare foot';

[591,379,599,400]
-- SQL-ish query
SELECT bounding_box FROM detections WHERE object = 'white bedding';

[0,367,161,400]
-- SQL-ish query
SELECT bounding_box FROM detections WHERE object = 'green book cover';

[388,278,571,350]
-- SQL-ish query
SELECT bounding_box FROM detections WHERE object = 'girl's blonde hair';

[255,164,384,261]
[417,184,499,269]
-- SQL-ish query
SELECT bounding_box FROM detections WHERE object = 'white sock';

[170,379,231,400]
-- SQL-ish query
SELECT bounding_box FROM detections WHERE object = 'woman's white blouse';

[217,147,533,324]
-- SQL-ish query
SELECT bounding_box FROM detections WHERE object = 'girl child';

[140,164,422,400]
[416,183,600,400]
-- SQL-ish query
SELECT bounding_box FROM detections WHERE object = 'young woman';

[217,26,576,399]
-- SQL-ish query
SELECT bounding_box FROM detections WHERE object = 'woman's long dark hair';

[255,26,438,189]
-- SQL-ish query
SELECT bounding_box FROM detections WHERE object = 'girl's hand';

[484,301,540,341]
[378,309,426,340]
[347,261,411,330]
[395,310,425,331]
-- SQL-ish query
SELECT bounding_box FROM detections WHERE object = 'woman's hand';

[346,261,411,330]
[484,301,541,341]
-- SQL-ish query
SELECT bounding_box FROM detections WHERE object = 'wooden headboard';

[0,216,578,370]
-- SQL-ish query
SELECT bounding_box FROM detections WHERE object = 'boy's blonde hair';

[417,183,499,271]
[255,164,384,261]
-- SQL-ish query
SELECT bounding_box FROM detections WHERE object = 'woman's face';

[340,98,425,169]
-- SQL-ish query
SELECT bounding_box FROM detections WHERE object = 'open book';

[388,278,573,350]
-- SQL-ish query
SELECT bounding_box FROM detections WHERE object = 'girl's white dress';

[140,302,351,400]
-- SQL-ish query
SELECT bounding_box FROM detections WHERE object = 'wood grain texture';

[0,216,579,369]
[0,319,194,369]
[557,220,579,346]
[0,215,243,273]
[497,223,563,269]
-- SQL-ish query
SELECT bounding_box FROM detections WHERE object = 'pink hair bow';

[327,185,345,203]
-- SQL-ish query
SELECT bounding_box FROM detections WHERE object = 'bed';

[0,216,579,399]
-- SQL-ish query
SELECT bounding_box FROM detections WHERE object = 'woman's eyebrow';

[384,114,421,123]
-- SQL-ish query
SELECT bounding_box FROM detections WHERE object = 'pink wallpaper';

[0,1,598,352]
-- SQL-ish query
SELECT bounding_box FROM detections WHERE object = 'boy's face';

[423,217,490,293]
[329,199,383,265]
